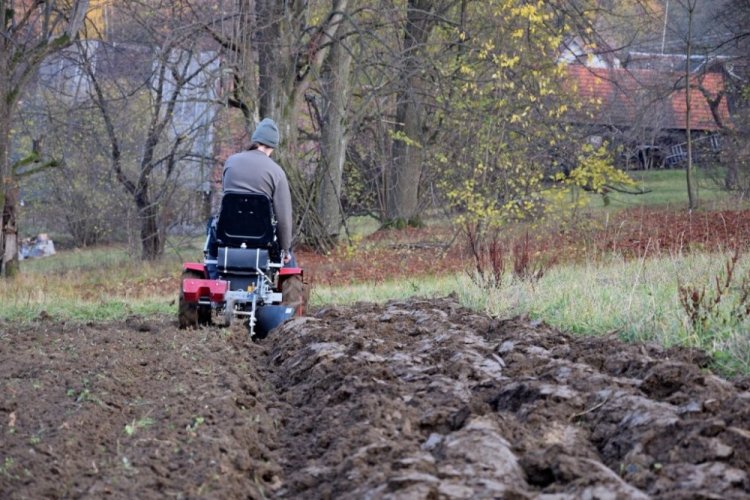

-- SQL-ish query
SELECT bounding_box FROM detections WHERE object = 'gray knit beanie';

[251,118,280,148]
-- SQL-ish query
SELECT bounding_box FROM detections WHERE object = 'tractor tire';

[178,269,211,329]
[281,275,307,317]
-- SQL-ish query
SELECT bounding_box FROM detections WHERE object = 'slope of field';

[2,297,749,498]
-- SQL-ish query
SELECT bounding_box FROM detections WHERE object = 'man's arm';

[274,172,293,253]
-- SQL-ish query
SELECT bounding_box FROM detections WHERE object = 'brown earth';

[2,297,750,498]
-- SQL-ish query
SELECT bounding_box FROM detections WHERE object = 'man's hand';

[283,250,292,264]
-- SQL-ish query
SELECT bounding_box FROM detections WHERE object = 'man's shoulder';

[224,150,285,177]
[255,154,285,176]
[226,150,257,162]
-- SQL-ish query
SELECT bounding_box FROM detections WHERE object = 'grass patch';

[342,215,382,239]
[311,274,465,305]
[1,240,204,323]
[0,298,172,323]
[19,245,134,274]
[583,168,739,212]
[505,252,750,374]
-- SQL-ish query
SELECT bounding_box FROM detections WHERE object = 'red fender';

[182,262,207,277]
[278,267,303,277]
[277,267,303,290]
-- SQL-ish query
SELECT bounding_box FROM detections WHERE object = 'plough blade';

[254,305,296,338]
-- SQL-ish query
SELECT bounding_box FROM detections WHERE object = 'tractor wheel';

[281,275,307,316]
[178,269,211,328]
[178,290,197,330]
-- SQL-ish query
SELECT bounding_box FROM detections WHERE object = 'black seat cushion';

[217,248,270,274]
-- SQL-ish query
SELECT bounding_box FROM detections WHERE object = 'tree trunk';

[0,84,20,278]
[1,180,20,278]
[725,140,739,190]
[231,0,258,128]
[255,0,302,169]
[254,0,349,249]
[317,36,353,239]
[685,1,698,210]
[256,0,300,126]
[386,0,434,224]
[387,87,424,223]
[138,197,162,261]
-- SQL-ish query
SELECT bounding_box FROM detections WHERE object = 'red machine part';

[181,279,229,304]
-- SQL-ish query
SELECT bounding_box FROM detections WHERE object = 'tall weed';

[464,223,557,289]
[677,248,750,354]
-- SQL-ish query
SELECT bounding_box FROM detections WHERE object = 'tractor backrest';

[215,191,277,250]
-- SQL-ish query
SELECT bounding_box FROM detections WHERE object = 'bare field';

[2,297,749,498]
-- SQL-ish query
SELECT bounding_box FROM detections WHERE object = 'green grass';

[310,274,463,306]
[0,297,172,323]
[20,245,134,274]
[1,240,203,322]
[582,168,739,212]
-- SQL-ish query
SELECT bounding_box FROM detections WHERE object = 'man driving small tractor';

[178,118,306,337]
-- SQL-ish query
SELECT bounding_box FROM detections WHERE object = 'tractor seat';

[210,192,280,287]
[215,191,278,251]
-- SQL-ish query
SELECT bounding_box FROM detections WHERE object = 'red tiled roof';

[565,64,731,132]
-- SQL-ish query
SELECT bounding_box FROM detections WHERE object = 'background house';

[564,63,732,169]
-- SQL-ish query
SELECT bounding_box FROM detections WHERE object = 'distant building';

[564,63,732,169]
[558,37,621,69]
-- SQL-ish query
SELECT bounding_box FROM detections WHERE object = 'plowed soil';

[2,297,749,498]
